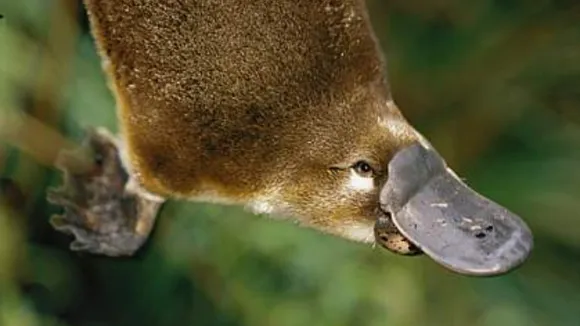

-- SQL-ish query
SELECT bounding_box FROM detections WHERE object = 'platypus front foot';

[47,128,164,257]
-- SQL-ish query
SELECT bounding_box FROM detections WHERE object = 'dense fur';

[84,0,422,241]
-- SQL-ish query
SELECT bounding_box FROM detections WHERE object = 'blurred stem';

[10,0,80,193]
[0,111,86,169]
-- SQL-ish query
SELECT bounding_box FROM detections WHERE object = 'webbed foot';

[47,128,164,257]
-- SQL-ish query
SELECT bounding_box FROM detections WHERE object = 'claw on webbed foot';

[47,128,163,257]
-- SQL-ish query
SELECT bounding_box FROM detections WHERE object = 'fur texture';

[84,0,421,243]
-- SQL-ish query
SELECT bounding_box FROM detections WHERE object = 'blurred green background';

[1,0,579,325]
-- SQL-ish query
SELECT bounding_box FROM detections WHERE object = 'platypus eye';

[352,161,375,178]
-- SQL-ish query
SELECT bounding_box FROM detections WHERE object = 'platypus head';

[251,87,532,276]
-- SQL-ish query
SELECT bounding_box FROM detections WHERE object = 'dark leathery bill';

[378,143,533,276]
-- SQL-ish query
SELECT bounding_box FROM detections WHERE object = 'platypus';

[48,0,533,276]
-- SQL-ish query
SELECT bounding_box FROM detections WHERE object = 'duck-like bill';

[378,143,533,276]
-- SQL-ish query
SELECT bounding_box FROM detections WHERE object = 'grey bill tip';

[379,143,533,276]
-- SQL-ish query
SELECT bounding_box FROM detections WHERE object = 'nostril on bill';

[475,232,486,239]
[474,225,495,239]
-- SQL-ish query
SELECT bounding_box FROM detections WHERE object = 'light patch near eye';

[347,170,375,192]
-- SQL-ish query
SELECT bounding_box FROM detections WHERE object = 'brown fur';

[83,0,421,238]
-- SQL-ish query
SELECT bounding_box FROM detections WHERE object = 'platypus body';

[49,0,533,276]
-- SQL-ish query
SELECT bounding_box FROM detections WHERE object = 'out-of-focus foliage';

[1,0,579,325]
